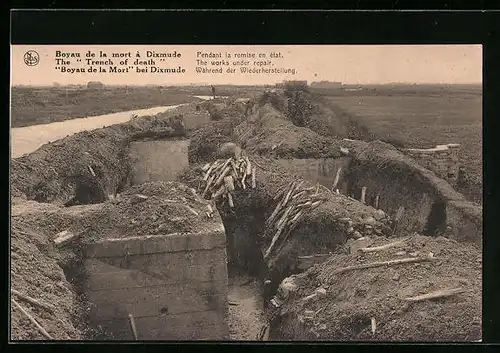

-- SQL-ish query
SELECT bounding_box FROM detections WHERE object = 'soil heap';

[269,235,481,341]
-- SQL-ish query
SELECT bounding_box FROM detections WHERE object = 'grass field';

[10,85,271,128]
[325,93,482,171]
[10,86,202,128]
[323,89,482,203]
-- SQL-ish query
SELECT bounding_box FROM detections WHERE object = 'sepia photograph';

[10,43,482,342]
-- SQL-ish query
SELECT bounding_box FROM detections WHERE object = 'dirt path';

[227,274,266,341]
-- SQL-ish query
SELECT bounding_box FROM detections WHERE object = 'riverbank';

[10,86,202,128]
[11,105,186,158]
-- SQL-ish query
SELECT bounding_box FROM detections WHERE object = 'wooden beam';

[360,187,367,204]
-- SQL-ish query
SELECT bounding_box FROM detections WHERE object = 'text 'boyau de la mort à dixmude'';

[51,49,298,76]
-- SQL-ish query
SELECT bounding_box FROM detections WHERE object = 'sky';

[11,45,482,86]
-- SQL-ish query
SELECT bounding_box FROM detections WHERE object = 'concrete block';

[128,140,190,184]
[445,201,483,245]
[91,310,229,340]
[85,228,226,258]
[85,247,227,275]
[83,216,230,341]
[84,260,228,290]
[87,280,227,320]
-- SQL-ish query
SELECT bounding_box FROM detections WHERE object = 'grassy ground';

[10,86,202,128]
[322,89,482,203]
[325,93,482,173]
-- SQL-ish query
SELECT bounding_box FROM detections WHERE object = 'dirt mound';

[201,99,247,121]
[310,102,375,141]
[260,88,373,141]
[11,109,187,205]
[270,235,481,341]
[235,104,344,159]
[11,216,85,340]
[189,101,346,161]
[181,154,393,289]
[188,118,243,163]
[60,181,222,243]
[10,180,221,340]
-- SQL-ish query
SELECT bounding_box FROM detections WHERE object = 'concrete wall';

[274,157,351,194]
[273,156,435,233]
[347,166,438,234]
[405,144,461,185]
[128,140,190,184]
[271,147,481,243]
[445,200,483,246]
[83,225,230,340]
[182,111,211,131]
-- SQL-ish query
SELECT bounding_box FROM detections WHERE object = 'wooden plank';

[361,186,367,204]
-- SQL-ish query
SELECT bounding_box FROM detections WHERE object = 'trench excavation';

[11,92,482,341]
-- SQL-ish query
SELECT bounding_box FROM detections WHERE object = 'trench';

[59,140,450,340]
[12,90,482,341]
[124,138,267,340]
[60,138,266,340]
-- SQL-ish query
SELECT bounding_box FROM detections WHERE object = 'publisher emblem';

[24,50,40,66]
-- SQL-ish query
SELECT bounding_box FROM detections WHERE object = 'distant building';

[53,82,61,87]
[276,80,308,88]
[87,81,104,90]
[285,80,308,86]
[311,81,343,89]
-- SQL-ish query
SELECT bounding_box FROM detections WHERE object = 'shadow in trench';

[423,200,447,236]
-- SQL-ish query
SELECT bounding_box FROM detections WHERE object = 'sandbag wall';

[404,144,461,185]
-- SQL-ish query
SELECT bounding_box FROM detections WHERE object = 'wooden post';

[361,187,367,204]
[331,167,342,191]
[394,206,405,223]
[374,195,380,209]
[128,314,138,340]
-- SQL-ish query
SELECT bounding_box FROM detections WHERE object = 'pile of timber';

[263,180,330,261]
[200,156,257,208]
